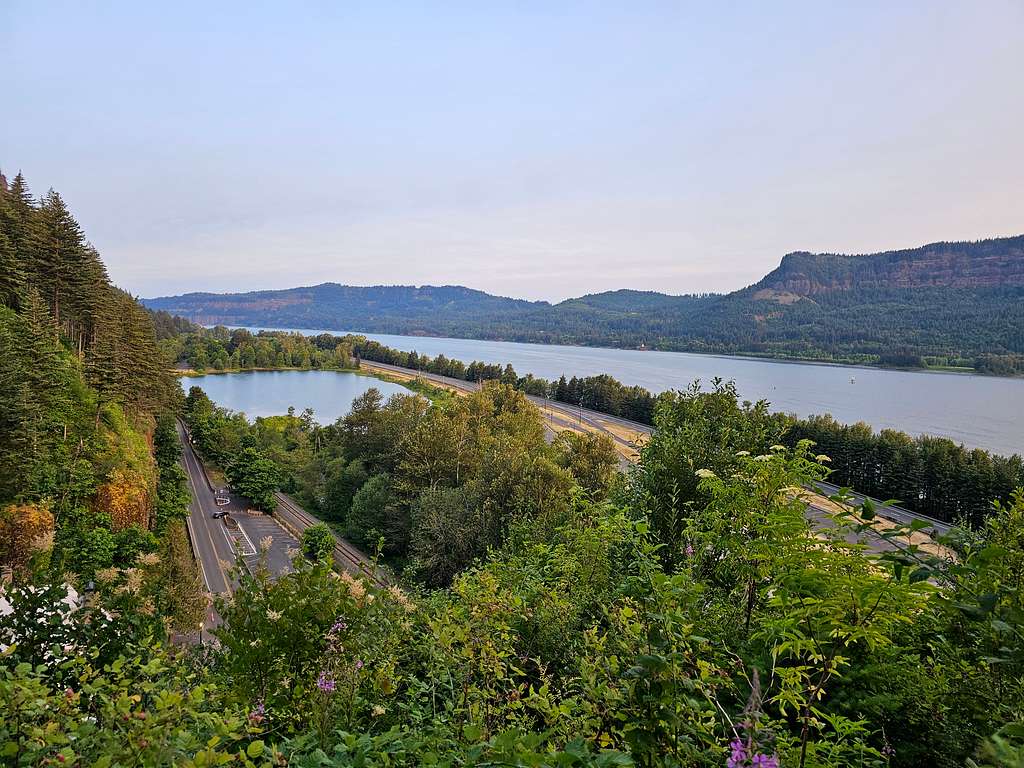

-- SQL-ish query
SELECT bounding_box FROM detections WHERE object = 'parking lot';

[209,486,299,578]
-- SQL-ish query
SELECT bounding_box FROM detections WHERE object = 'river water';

[208,328,1024,457]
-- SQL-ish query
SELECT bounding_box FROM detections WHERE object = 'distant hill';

[143,235,1024,371]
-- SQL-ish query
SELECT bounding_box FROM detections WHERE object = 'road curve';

[361,360,651,453]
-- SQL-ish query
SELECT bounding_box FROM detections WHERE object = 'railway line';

[273,492,389,586]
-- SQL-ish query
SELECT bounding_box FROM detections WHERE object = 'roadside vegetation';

[2,171,1023,765]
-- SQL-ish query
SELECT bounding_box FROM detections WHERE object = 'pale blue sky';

[2,1,1022,300]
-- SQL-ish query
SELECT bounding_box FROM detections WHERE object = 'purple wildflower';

[329,618,348,634]
[727,737,778,768]
[248,700,265,723]
[355,659,364,670]
[685,543,694,557]
[727,738,748,768]
[316,672,336,693]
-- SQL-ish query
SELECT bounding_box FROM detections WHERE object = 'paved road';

[177,420,299,628]
[177,419,234,628]
[814,480,950,536]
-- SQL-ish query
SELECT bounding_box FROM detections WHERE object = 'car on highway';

[211,510,228,519]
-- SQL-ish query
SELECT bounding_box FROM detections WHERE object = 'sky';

[2,2,1023,302]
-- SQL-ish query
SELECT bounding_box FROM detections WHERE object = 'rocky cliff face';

[758,235,1024,296]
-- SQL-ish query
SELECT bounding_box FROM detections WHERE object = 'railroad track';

[273,492,389,586]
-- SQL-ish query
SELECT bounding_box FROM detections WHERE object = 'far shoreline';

[207,323,1016,381]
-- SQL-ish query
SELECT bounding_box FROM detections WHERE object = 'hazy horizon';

[3,1,1023,302]
[141,228,1024,304]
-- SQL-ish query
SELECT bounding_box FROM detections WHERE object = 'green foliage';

[628,379,786,559]
[0,644,256,767]
[173,325,356,372]
[553,431,621,500]
[787,414,1024,525]
[172,322,1024,526]
[58,522,116,580]
[226,443,282,511]
[346,473,401,554]
[408,485,485,586]
[0,172,189,596]
[321,457,368,523]
[11,167,1021,763]
[302,523,335,562]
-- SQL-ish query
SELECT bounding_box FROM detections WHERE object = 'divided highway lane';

[176,419,235,631]
[177,420,234,596]
[814,480,951,536]
[177,419,299,587]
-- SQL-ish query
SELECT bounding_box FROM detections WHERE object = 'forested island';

[144,235,1024,374]
[2,172,1024,766]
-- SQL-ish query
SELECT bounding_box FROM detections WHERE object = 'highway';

[176,419,300,627]
[814,480,950,536]
[179,361,953,598]
[361,360,652,456]
[177,419,234,627]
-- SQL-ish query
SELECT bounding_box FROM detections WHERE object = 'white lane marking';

[178,425,232,594]
[185,515,211,591]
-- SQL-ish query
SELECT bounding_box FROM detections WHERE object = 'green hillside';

[144,235,1024,371]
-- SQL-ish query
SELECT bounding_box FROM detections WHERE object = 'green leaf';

[859,499,876,520]
[909,567,932,583]
[246,740,265,758]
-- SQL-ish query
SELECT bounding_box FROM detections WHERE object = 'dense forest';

[142,376,1024,766]
[162,324,357,372]
[0,170,203,624]
[144,235,1024,371]
[2,173,1023,765]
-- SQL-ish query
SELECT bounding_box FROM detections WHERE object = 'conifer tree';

[0,229,24,306]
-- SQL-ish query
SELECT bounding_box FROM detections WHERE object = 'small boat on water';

[850,377,856,384]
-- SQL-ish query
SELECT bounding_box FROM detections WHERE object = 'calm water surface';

[224,328,1024,456]
[183,370,410,425]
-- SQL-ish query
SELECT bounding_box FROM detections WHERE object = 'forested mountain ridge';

[149,283,548,327]
[144,235,1024,371]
